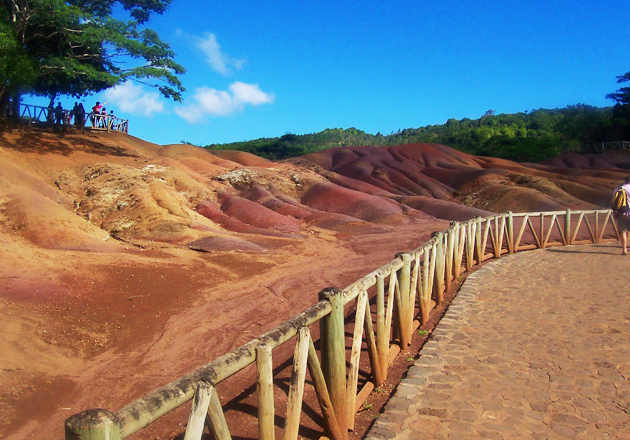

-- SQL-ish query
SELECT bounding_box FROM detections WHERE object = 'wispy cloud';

[189,32,246,76]
[104,81,164,116]
[175,82,275,123]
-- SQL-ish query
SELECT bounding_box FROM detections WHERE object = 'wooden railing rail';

[64,209,619,440]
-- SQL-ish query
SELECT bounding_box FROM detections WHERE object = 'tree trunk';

[0,90,8,119]
[11,92,21,122]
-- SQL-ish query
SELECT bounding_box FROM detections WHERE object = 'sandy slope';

[0,128,627,439]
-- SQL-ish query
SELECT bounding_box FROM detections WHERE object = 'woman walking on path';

[613,175,630,255]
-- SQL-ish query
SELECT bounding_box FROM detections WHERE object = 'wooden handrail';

[64,209,619,440]
[12,102,129,134]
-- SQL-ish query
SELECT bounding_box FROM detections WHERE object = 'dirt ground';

[0,217,448,439]
[0,127,627,439]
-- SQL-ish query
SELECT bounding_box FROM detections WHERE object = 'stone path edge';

[365,251,496,440]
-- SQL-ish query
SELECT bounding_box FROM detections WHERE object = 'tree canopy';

[606,71,630,106]
[0,0,184,112]
[203,105,630,163]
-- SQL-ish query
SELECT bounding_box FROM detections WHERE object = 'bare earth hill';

[0,128,627,439]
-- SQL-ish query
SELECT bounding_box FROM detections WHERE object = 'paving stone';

[415,356,442,366]
[368,423,399,439]
[401,376,427,387]
[580,410,607,424]
[409,365,439,374]
[419,390,450,402]
[385,392,415,412]
[550,423,583,438]
[415,407,448,418]
[452,409,477,422]
[529,402,549,413]
[480,400,503,411]
[431,373,461,384]
[378,411,411,426]
[407,415,444,431]
[393,385,421,399]
[477,430,504,439]
[427,383,454,391]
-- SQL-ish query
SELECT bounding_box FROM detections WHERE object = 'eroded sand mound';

[0,129,627,439]
[299,143,627,214]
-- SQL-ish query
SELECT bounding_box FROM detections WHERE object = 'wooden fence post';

[475,217,483,264]
[346,291,367,430]
[396,253,412,348]
[565,209,571,245]
[595,212,600,243]
[375,275,387,381]
[409,254,420,322]
[283,327,310,440]
[256,343,275,440]
[318,287,348,439]
[306,338,344,440]
[507,212,514,253]
[363,301,384,386]
[465,222,474,270]
[598,211,611,243]
[453,224,463,278]
[206,384,232,440]
[445,227,455,291]
[420,249,431,325]
[65,409,121,440]
[540,214,546,249]
[433,233,445,306]
[184,382,213,440]
[384,271,396,367]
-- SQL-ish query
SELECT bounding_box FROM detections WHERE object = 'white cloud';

[229,82,274,105]
[175,82,275,123]
[104,81,164,116]
[191,32,246,76]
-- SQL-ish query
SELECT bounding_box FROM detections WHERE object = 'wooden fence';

[64,209,620,440]
[574,141,630,154]
[14,103,129,133]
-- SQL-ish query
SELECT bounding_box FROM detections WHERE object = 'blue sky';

[35,0,630,146]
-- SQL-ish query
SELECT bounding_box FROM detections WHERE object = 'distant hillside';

[202,104,630,162]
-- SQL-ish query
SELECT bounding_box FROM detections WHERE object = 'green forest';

[202,104,630,163]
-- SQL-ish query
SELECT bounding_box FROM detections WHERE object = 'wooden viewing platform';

[10,102,129,134]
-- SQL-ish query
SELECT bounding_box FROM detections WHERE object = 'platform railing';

[12,103,129,133]
[64,208,619,440]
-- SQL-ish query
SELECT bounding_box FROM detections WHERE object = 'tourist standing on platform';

[612,175,630,255]
[64,106,73,125]
[71,102,79,125]
[75,103,86,128]
[54,103,64,125]
[91,101,106,127]
[108,109,115,130]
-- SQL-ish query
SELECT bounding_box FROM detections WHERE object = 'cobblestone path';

[367,243,630,439]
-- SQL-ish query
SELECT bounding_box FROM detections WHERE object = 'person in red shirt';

[91,101,107,127]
